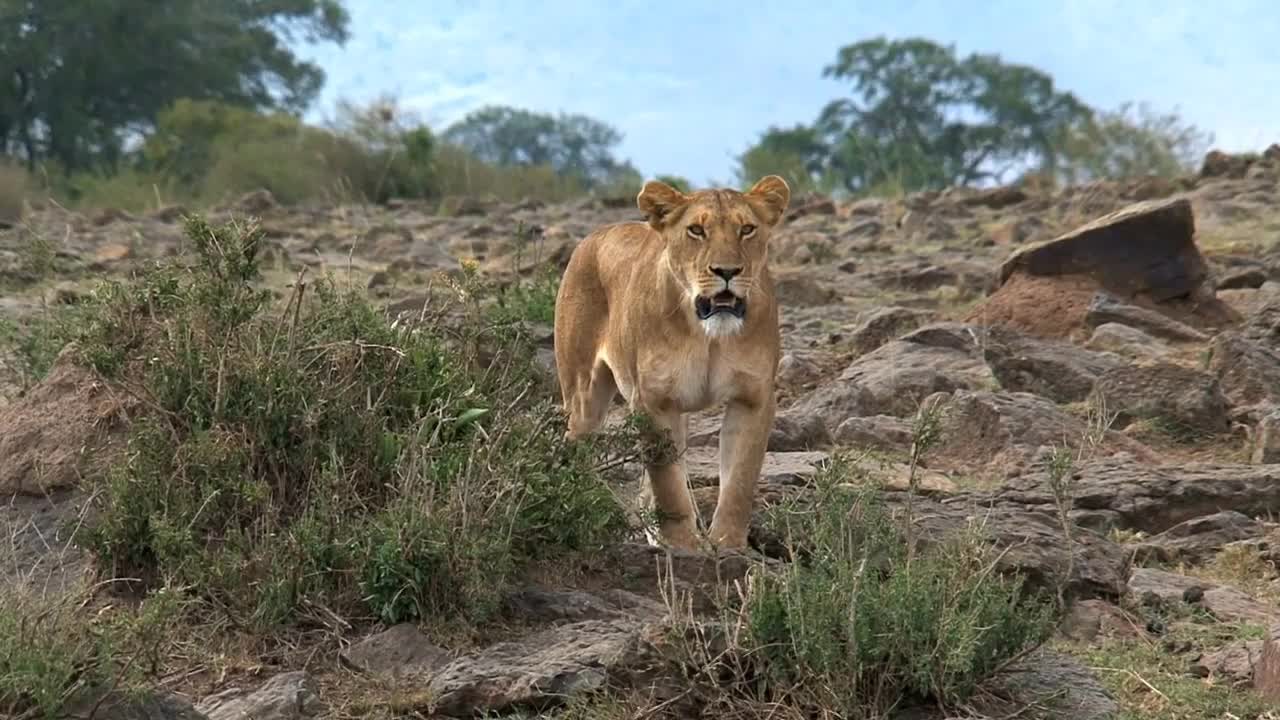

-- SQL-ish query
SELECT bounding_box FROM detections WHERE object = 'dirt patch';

[966,271,1242,342]
[0,346,133,496]
[964,272,1099,340]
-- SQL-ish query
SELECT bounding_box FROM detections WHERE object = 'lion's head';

[636,175,790,337]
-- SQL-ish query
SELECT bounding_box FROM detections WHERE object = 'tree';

[0,0,349,172]
[736,37,1094,195]
[441,105,636,189]
[1055,101,1212,183]
[734,124,832,193]
[819,37,1093,193]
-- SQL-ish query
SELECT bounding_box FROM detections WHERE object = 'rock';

[1092,362,1230,436]
[1191,639,1262,687]
[682,447,827,488]
[502,588,664,624]
[1256,410,1280,464]
[961,185,1027,210]
[94,242,133,263]
[979,326,1125,403]
[1128,568,1276,626]
[996,457,1280,535]
[1201,149,1254,179]
[1255,625,1280,701]
[422,620,656,717]
[767,411,831,451]
[339,623,450,679]
[885,492,1129,597]
[996,197,1209,302]
[1084,291,1208,342]
[928,390,1153,479]
[197,672,324,720]
[775,276,839,306]
[0,346,133,496]
[793,323,994,427]
[1244,299,1280,344]
[149,204,189,223]
[439,196,487,216]
[868,261,989,294]
[1208,332,1280,410]
[72,691,209,720]
[784,197,836,221]
[776,352,823,390]
[832,414,913,452]
[1059,599,1145,643]
[847,306,933,356]
[1217,266,1269,290]
[1131,511,1264,564]
[229,189,277,216]
[1085,323,1171,360]
[973,649,1118,720]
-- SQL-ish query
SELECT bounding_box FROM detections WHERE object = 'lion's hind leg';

[565,358,618,440]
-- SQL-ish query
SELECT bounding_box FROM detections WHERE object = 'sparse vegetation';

[664,449,1059,718]
[61,215,637,633]
[1066,600,1272,720]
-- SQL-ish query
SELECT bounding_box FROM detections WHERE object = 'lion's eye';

[740,224,757,237]
[686,224,705,238]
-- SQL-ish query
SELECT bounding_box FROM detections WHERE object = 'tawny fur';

[553,175,791,550]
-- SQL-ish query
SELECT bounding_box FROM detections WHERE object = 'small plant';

[738,454,1058,717]
[0,572,182,720]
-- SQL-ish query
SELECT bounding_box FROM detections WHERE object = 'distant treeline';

[0,0,1218,215]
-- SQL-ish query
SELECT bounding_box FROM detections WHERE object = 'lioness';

[553,175,790,550]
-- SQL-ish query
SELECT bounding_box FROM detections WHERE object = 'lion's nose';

[709,266,742,282]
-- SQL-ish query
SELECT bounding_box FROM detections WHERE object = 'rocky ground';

[3,146,1280,719]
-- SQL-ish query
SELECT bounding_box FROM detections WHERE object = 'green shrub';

[740,453,1058,716]
[74,215,635,631]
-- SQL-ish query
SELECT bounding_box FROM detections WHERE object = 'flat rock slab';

[340,624,451,679]
[682,448,828,488]
[1131,510,1265,564]
[998,457,1280,536]
[972,649,1118,720]
[422,619,658,717]
[1085,291,1208,342]
[197,672,324,720]
[1128,567,1277,626]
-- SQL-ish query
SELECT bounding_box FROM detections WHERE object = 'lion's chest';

[637,348,737,413]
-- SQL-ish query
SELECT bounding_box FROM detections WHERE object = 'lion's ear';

[637,180,689,230]
[746,175,791,227]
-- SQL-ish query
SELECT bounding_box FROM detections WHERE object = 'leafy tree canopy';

[442,105,639,190]
[0,0,350,172]
[734,36,1207,196]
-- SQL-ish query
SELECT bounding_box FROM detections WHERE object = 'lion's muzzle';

[694,290,746,320]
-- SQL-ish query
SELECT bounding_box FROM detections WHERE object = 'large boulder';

[995,197,1207,300]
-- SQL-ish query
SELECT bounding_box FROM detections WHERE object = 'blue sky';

[295,1,1279,186]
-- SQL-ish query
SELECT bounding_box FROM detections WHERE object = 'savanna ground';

[2,146,1280,720]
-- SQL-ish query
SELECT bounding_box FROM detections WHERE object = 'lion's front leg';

[641,409,702,551]
[707,394,775,549]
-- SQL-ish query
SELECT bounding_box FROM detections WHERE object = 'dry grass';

[0,162,30,225]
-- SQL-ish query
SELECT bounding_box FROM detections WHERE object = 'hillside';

[2,146,1280,719]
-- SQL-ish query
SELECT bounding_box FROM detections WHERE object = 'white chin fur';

[700,314,745,338]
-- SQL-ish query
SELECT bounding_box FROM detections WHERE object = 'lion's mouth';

[695,291,746,320]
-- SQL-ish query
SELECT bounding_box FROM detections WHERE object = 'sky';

[295,0,1280,186]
